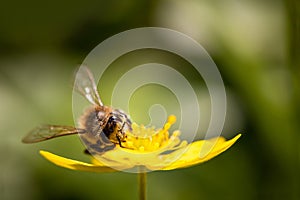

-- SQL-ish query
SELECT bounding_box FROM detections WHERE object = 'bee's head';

[105,110,132,145]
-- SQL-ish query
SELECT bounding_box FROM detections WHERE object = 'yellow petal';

[39,150,116,173]
[162,134,241,170]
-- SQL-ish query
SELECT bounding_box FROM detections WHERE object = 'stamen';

[121,115,181,152]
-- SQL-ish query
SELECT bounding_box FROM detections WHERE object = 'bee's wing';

[74,65,103,106]
[22,125,86,143]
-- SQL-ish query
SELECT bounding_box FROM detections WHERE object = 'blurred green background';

[0,0,299,200]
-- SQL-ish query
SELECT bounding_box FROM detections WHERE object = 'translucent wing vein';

[22,125,85,143]
[74,65,103,106]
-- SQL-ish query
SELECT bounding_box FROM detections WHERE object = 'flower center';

[121,115,183,152]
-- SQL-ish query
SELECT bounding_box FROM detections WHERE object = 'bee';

[22,66,132,155]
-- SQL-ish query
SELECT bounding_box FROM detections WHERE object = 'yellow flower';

[40,115,241,172]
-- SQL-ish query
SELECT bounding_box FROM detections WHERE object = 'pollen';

[121,115,181,152]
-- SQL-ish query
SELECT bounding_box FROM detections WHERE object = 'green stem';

[138,171,147,200]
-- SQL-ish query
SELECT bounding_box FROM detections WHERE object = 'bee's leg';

[117,136,125,148]
[117,137,135,150]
